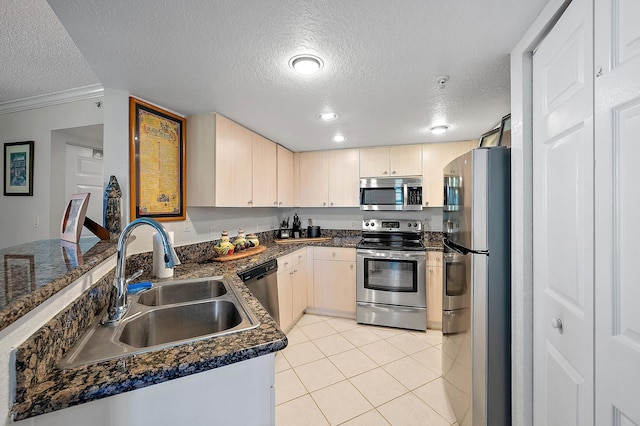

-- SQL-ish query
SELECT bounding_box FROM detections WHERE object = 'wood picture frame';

[477,127,501,148]
[3,141,34,196]
[61,193,90,243]
[4,254,36,301]
[129,97,186,222]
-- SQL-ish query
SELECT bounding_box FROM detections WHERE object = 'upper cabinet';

[328,149,360,207]
[359,144,422,177]
[252,133,278,207]
[297,149,360,207]
[277,145,294,207]
[186,113,278,207]
[298,151,329,207]
[422,140,475,207]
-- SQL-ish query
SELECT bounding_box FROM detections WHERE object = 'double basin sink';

[59,277,260,368]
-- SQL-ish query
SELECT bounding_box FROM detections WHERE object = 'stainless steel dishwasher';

[238,259,280,325]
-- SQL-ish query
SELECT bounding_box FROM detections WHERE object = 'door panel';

[595,0,640,421]
[533,0,593,424]
[65,145,103,237]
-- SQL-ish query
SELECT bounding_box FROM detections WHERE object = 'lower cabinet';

[311,247,356,315]
[426,251,443,329]
[277,248,307,331]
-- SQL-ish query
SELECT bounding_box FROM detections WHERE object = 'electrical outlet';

[209,226,215,240]
[34,215,39,228]
[182,220,192,233]
[351,221,356,229]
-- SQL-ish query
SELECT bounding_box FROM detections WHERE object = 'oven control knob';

[414,222,418,227]
[407,223,412,227]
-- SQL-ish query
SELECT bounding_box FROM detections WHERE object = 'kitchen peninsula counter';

[10,234,361,421]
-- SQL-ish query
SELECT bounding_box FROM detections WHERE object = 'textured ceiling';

[4,0,548,152]
[0,0,98,103]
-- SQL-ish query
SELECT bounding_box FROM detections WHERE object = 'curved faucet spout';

[102,218,181,325]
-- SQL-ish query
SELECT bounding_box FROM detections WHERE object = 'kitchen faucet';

[102,217,181,325]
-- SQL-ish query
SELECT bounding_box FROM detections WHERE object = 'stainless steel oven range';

[356,219,427,331]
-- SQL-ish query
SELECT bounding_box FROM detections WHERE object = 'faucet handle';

[126,269,144,285]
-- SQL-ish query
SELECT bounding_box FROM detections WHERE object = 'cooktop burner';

[357,219,426,252]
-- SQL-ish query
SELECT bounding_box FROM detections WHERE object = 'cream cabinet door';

[328,149,360,207]
[277,267,293,332]
[359,146,390,177]
[426,252,443,329]
[292,261,307,320]
[422,141,473,207]
[298,151,329,207]
[389,144,422,176]
[277,145,294,207]
[252,134,277,207]
[186,113,216,206]
[313,259,356,313]
[215,114,253,207]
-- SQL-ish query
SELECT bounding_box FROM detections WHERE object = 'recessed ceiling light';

[289,55,324,75]
[319,112,338,121]
[429,125,449,135]
[331,135,347,143]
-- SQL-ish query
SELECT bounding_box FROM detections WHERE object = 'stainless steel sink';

[120,300,242,348]
[59,276,259,368]
[136,279,227,306]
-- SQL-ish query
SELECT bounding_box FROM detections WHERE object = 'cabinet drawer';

[426,251,443,266]
[277,248,307,270]
[314,247,356,262]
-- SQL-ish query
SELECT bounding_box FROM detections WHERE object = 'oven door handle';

[443,238,489,256]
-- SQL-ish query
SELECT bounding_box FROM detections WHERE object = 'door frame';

[510,1,573,425]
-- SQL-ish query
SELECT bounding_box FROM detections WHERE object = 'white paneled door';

[595,0,640,424]
[532,0,594,425]
[65,144,104,237]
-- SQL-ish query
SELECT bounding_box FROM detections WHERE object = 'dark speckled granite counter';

[10,229,442,420]
[10,233,362,421]
[0,238,118,332]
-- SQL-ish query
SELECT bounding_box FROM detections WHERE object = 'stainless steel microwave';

[359,176,423,211]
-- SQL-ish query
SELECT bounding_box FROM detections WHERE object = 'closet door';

[594,0,640,424]
[532,0,594,424]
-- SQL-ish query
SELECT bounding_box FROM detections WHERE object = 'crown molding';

[0,84,104,115]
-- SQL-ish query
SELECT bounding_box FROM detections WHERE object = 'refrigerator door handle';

[443,238,490,256]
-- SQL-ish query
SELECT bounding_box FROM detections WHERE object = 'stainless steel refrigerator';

[441,146,511,426]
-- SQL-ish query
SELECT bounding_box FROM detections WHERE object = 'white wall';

[0,99,104,249]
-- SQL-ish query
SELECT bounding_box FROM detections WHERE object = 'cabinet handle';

[323,202,327,206]
[330,202,334,206]
[284,262,289,267]
[332,252,336,258]
[298,255,303,260]
[429,269,433,273]
[392,170,396,175]
[290,271,294,276]
[248,200,253,205]
[274,201,277,205]
[383,171,388,175]
[279,201,283,205]
[293,269,298,273]
[350,264,354,270]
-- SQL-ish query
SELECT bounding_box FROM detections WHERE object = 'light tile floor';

[275,314,458,426]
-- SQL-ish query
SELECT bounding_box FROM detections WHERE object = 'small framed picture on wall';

[4,141,34,196]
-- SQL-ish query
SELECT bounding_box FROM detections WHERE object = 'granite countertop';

[10,235,360,421]
[0,238,118,332]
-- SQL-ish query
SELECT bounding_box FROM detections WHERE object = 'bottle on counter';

[234,228,247,251]
[247,233,259,247]
[214,230,235,256]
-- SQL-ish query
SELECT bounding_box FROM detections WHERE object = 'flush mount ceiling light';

[289,54,324,75]
[318,112,338,121]
[331,135,347,143]
[429,125,450,135]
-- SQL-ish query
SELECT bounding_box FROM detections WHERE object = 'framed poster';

[129,97,186,221]
[4,255,36,301]
[60,193,90,243]
[3,141,34,196]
